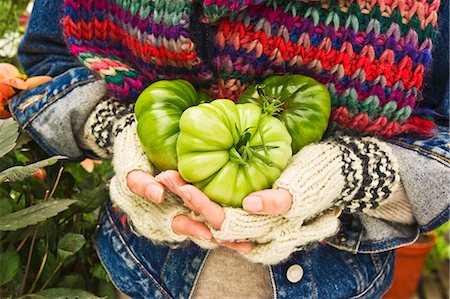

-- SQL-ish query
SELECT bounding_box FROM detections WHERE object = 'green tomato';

[238,74,331,153]
[177,99,292,207]
[135,80,211,171]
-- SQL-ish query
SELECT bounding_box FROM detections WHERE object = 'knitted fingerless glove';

[207,136,399,264]
[110,118,192,243]
[274,136,400,222]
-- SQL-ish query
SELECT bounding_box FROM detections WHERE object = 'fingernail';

[179,185,191,202]
[145,184,164,203]
[243,196,263,212]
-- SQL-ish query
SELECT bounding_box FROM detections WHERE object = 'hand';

[127,170,252,253]
[152,170,340,266]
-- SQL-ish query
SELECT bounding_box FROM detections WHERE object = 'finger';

[155,170,187,191]
[155,171,198,210]
[127,170,165,203]
[220,241,253,253]
[172,214,212,241]
[243,188,293,215]
[177,185,225,230]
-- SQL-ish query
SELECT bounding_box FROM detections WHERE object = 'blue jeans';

[96,201,395,299]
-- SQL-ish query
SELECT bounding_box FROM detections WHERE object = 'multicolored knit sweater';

[63,0,440,137]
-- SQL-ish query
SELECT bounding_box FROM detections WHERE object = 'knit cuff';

[274,137,399,222]
[242,210,340,265]
[365,180,416,224]
[333,136,399,212]
[76,98,134,159]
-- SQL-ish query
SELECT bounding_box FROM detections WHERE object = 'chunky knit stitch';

[64,0,440,137]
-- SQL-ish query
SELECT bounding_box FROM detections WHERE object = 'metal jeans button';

[286,264,304,283]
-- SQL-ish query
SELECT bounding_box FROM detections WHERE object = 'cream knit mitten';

[77,99,218,245]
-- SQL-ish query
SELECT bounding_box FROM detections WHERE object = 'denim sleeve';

[9,0,108,161]
[422,0,449,122]
[9,68,108,161]
[18,0,80,77]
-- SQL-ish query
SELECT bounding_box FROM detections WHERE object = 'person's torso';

[63,0,440,137]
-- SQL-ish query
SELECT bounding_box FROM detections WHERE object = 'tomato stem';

[255,84,284,117]
[231,122,276,167]
[229,147,247,166]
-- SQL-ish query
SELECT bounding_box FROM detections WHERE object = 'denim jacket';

[9,0,449,298]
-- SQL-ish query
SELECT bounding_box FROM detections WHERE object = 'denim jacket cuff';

[9,67,108,161]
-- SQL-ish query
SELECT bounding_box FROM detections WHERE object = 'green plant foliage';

[0,247,21,286]
[0,0,29,35]
[0,118,20,158]
[30,288,105,299]
[0,118,115,297]
[0,156,66,183]
[425,221,450,272]
[0,0,29,57]
[0,199,77,231]
[57,233,86,261]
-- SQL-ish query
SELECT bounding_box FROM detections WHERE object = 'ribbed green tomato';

[238,75,331,154]
[177,99,292,207]
[135,80,211,171]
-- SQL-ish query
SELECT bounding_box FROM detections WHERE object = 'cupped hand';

[154,170,252,252]
[155,171,294,247]
[126,170,252,253]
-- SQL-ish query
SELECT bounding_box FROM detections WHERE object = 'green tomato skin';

[135,80,211,171]
[238,75,331,154]
[177,99,292,207]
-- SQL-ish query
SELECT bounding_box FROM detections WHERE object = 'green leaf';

[0,247,21,286]
[13,131,32,151]
[0,199,77,231]
[57,233,86,261]
[72,185,108,213]
[0,118,19,158]
[31,288,105,299]
[36,249,59,290]
[0,156,66,184]
[0,198,13,217]
[58,273,86,289]
[97,280,116,299]
[90,264,110,282]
